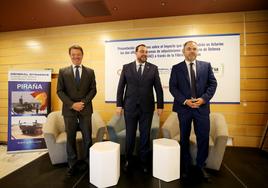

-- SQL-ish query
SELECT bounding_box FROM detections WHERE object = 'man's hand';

[185,98,205,108]
[116,107,123,115]
[157,108,163,116]
[72,102,84,111]
[194,98,205,106]
[185,99,197,108]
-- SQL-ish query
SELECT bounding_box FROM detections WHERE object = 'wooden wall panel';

[0,108,8,116]
[245,10,268,22]
[241,67,268,78]
[243,44,268,56]
[0,133,7,142]
[0,125,8,133]
[241,79,268,90]
[0,10,267,147]
[210,103,268,113]
[240,91,268,102]
[228,125,264,137]
[241,56,268,67]
[224,113,267,126]
[246,22,268,33]
[234,136,261,147]
[244,33,268,45]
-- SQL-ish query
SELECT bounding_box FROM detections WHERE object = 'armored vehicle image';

[19,120,43,136]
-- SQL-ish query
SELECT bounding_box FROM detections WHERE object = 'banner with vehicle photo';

[7,70,51,152]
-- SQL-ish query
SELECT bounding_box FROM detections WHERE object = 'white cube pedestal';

[89,141,120,188]
[153,138,180,182]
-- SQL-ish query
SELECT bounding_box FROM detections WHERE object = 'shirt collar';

[185,59,196,66]
[135,60,145,66]
[72,64,82,69]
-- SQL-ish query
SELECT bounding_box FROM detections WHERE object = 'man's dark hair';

[135,44,146,52]
[183,41,197,49]
[69,45,84,55]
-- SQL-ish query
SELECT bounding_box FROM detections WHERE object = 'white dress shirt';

[183,60,197,105]
[135,60,145,74]
[185,59,197,84]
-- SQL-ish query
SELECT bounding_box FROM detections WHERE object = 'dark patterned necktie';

[75,65,80,84]
[137,64,142,79]
[190,62,197,98]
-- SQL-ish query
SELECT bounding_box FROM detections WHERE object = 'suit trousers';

[124,106,153,164]
[177,109,210,171]
[64,114,92,167]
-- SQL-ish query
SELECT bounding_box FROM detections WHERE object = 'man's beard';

[138,56,147,63]
[188,55,196,61]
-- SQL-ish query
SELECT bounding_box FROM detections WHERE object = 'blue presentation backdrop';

[105,34,240,104]
[7,70,51,152]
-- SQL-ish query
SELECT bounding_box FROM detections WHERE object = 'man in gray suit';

[116,44,164,173]
[57,45,97,176]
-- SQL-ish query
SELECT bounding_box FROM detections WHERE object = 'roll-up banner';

[7,70,51,152]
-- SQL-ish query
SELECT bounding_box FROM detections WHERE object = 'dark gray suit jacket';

[116,61,164,113]
[57,65,97,117]
[169,60,217,115]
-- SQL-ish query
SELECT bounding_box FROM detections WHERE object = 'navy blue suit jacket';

[169,60,217,115]
[116,61,164,113]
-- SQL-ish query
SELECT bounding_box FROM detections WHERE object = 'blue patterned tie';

[75,65,80,84]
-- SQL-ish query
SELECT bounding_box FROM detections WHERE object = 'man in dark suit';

[169,41,217,181]
[57,45,97,176]
[116,44,164,173]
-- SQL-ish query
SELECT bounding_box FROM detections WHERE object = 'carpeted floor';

[0,147,267,188]
[0,145,46,178]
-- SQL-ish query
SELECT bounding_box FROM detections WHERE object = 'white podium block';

[90,141,120,188]
[153,138,180,182]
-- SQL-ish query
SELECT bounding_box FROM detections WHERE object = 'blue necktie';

[75,65,80,84]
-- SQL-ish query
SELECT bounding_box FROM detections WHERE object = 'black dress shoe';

[123,161,130,172]
[140,161,150,174]
[200,168,210,178]
[78,162,89,172]
[66,167,75,177]
[181,171,190,179]
[199,168,212,182]
[181,165,191,180]
[142,166,149,173]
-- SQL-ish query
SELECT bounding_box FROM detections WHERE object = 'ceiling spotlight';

[161,2,166,6]
[113,7,118,11]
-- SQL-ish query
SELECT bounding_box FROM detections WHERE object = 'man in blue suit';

[116,44,164,173]
[169,41,217,181]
